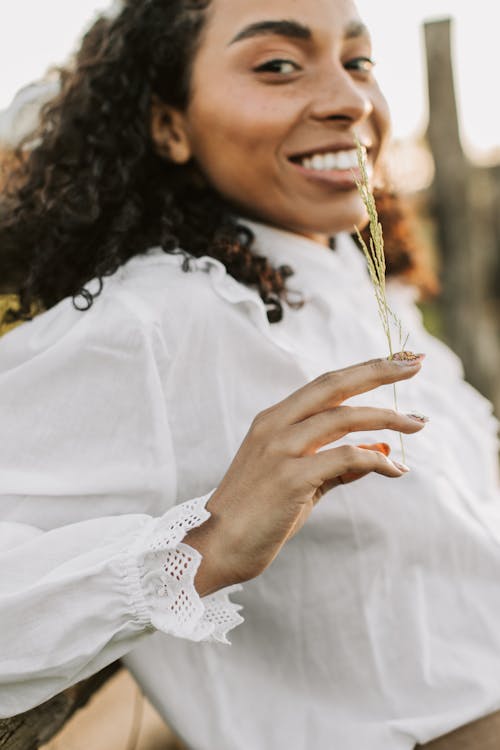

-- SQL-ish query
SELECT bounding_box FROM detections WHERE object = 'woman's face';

[173,0,390,240]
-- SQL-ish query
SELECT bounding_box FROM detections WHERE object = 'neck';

[300,232,330,247]
[240,215,332,247]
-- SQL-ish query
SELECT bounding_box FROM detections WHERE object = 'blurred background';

[0,1,499,749]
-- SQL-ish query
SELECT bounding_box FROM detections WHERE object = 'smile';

[286,145,373,188]
[298,148,362,172]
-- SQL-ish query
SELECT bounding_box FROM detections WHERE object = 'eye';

[344,56,376,74]
[253,59,301,75]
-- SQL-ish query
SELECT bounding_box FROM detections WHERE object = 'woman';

[0,0,499,748]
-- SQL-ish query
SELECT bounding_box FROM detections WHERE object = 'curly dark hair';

[0,0,432,326]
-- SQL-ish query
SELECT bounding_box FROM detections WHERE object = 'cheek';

[187,85,297,174]
[373,87,392,151]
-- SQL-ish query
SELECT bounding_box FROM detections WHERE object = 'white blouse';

[0,221,499,750]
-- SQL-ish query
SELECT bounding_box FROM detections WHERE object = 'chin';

[298,213,369,239]
[295,195,370,237]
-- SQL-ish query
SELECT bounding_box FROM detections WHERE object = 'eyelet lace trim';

[134,495,243,643]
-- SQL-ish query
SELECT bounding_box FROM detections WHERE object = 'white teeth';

[336,151,355,170]
[311,154,325,170]
[299,148,365,172]
[324,153,336,169]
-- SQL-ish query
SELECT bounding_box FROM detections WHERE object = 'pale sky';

[0,0,497,161]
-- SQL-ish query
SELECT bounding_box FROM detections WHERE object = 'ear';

[150,95,192,164]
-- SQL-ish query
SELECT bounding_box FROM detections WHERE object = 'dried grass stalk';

[353,138,408,462]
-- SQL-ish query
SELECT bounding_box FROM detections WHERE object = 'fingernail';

[392,460,410,473]
[406,412,429,423]
[391,352,426,366]
[358,442,391,456]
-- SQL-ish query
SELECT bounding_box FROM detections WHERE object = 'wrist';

[184,513,238,597]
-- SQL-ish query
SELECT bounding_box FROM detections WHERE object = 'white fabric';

[0,80,60,149]
[1,221,499,750]
[104,0,125,19]
[0,1,120,149]
[0,284,243,719]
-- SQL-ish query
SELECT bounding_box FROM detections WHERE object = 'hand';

[186,354,426,595]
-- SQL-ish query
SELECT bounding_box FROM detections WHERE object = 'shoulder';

[110,248,224,318]
[0,287,153,377]
[0,248,260,371]
[106,248,263,335]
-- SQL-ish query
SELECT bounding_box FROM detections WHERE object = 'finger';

[270,354,425,426]
[339,442,391,483]
[357,442,391,456]
[286,405,427,455]
[303,444,409,495]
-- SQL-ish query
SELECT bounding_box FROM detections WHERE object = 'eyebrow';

[228,19,370,46]
[229,20,311,46]
[344,20,370,40]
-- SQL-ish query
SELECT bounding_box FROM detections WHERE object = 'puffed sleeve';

[0,293,243,718]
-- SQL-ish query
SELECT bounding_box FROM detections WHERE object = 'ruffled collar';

[130,219,369,295]
[240,219,368,287]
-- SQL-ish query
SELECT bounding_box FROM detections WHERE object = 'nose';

[308,64,373,125]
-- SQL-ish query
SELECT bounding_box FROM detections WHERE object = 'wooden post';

[425,18,500,413]
[490,164,500,299]
[0,664,120,750]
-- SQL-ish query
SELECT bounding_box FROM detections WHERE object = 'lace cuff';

[128,494,243,644]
